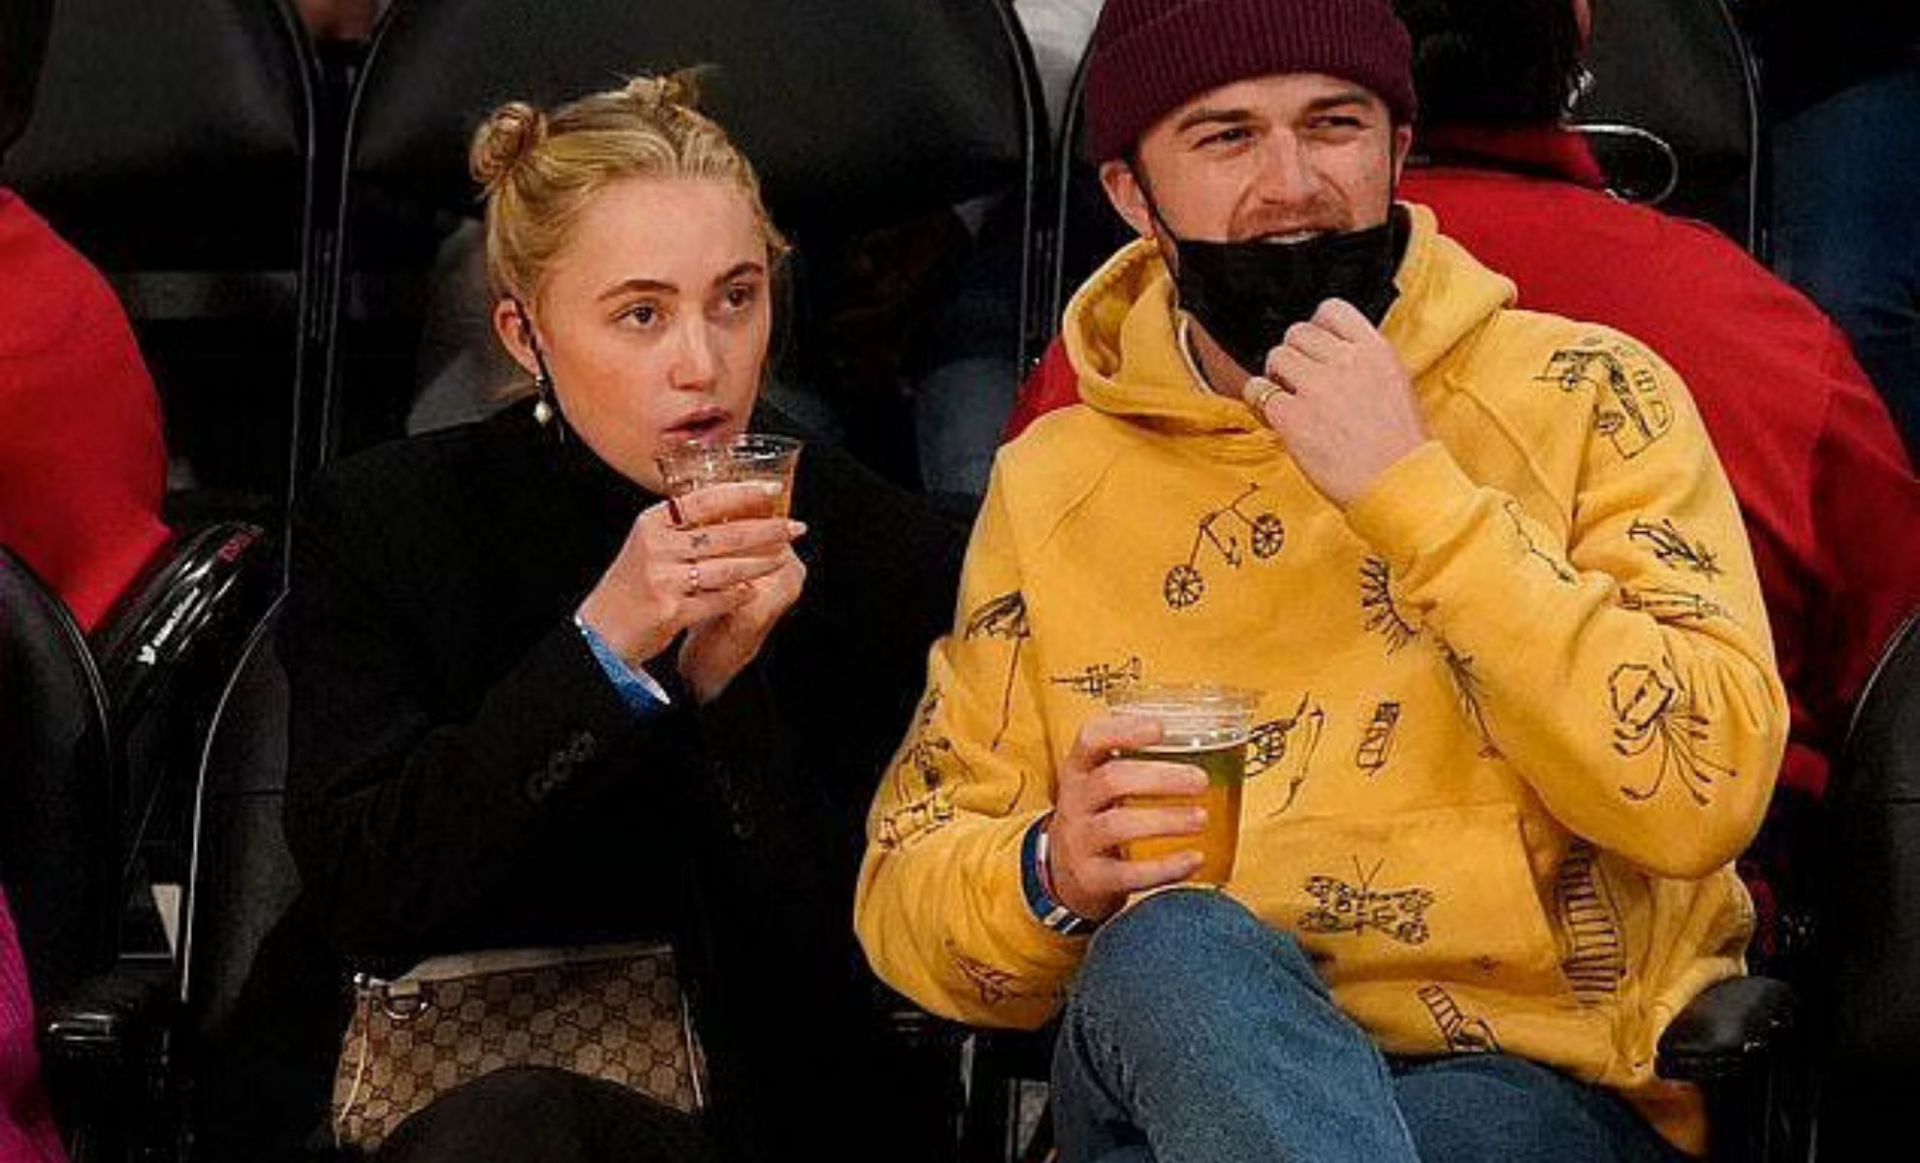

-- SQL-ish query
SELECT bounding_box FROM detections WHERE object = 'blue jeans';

[1772,66,1920,455]
[1051,891,1691,1163]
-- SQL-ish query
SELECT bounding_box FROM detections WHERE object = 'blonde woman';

[206,75,964,1163]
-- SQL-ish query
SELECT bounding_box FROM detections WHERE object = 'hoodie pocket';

[1230,801,1566,993]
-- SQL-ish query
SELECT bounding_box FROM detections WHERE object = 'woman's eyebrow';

[710,260,767,286]
[595,276,676,302]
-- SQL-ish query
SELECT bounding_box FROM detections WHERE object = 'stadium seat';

[94,523,280,919]
[177,600,299,1044]
[0,547,117,1015]
[1568,0,1762,253]
[0,548,134,1161]
[0,525,279,1161]
[1814,615,1920,1159]
[1,0,321,528]
[0,0,50,164]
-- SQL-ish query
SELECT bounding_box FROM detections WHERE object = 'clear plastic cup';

[655,433,803,519]
[1107,684,1259,885]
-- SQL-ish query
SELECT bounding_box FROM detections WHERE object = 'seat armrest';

[39,961,174,1066]
[1657,976,1795,1082]
[875,985,1056,1081]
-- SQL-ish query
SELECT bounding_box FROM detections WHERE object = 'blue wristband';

[1021,814,1099,937]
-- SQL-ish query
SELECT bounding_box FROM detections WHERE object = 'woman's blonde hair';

[469,69,789,305]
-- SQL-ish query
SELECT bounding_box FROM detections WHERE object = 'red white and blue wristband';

[1021,813,1099,937]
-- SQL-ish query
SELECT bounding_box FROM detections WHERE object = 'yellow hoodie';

[856,204,1787,1155]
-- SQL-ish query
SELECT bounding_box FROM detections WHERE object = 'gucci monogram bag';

[330,942,705,1150]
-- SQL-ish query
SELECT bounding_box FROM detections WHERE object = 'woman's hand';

[575,481,803,679]
[677,542,806,703]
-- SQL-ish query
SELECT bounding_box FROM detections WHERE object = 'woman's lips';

[664,410,730,441]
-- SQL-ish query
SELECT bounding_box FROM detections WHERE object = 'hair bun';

[623,67,708,115]
[470,101,548,192]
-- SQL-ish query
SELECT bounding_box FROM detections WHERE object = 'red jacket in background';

[0,188,170,632]
[1013,130,1920,903]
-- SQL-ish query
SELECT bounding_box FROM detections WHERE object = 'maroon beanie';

[1083,0,1417,162]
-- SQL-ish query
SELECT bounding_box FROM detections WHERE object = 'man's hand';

[1046,715,1210,921]
[1247,298,1429,507]
[576,481,802,684]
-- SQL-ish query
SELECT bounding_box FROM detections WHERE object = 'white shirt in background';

[1013,0,1105,134]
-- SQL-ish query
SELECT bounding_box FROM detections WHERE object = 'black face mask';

[1162,204,1411,376]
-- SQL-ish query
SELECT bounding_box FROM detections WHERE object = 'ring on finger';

[1244,379,1284,413]
[684,563,702,595]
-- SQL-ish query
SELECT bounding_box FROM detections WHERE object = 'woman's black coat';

[207,402,967,1161]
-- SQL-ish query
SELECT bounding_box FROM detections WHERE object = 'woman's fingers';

[666,480,786,527]
[668,517,805,561]
[660,552,791,596]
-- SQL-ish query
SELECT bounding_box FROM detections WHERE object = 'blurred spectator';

[1012,0,1920,971]
[407,220,525,434]
[1,889,64,1162]
[909,199,1022,500]
[1400,0,1920,969]
[1757,0,1920,454]
[2,0,169,626]
[911,3,1109,499]
[0,188,172,632]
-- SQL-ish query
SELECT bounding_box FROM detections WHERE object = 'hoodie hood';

[1061,202,1517,439]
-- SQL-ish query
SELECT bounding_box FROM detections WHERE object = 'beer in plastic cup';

[1108,684,1258,885]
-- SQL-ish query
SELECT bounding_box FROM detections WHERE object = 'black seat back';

[94,524,281,897]
[1818,614,1920,1152]
[96,525,277,728]
[178,600,297,1037]
[310,0,1045,485]
[0,0,51,163]
[1568,0,1760,251]
[1043,57,1123,334]
[0,547,116,1010]
[0,0,320,524]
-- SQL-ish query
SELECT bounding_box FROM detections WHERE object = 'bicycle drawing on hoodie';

[1163,484,1287,610]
